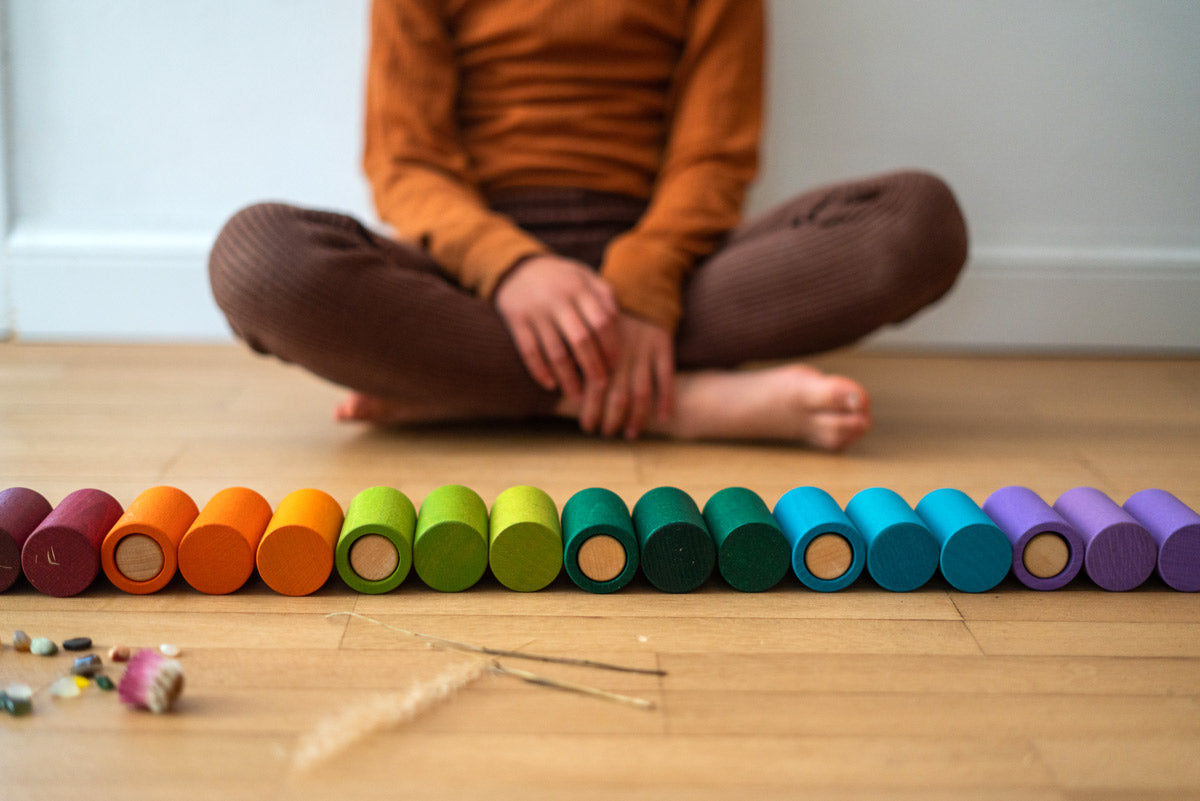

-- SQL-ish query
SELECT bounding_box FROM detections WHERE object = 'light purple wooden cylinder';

[1053,487,1156,592]
[982,486,1083,590]
[1123,489,1200,592]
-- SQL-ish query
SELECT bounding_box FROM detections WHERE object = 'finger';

[578,374,607,434]
[654,344,676,422]
[575,293,621,369]
[509,321,557,391]
[554,306,609,389]
[531,316,582,400]
[623,351,654,440]
[600,370,631,439]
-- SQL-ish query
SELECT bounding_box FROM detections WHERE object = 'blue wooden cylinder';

[773,487,865,592]
[915,488,1012,593]
[844,488,939,592]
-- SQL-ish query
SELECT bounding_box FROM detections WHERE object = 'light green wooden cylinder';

[414,485,488,592]
[335,486,415,594]
[489,486,562,592]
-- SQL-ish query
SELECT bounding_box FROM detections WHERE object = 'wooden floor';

[1,343,1199,801]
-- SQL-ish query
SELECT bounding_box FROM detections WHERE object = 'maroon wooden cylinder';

[21,489,123,597]
[0,487,53,592]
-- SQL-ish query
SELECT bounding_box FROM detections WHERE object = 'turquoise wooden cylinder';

[844,488,939,592]
[701,487,790,592]
[335,486,415,594]
[561,488,639,594]
[915,488,1012,593]
[632,487,715,593]
[413,485,488,592]
[773,486,866,591]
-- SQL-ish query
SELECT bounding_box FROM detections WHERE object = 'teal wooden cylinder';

[335,486,415,594]
[916,488,1012,593]
[562,488,639,594]
[488,486,562,592]
[844,488,939,592]
[773,486,866,592]
[413,485,488,592]
[701,487,790,592]
[632,487,715,593]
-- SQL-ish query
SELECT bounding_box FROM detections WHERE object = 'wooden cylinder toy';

[21,489,123,597]
[0,488,52,593]
[631,487,715,593]
[1122,489,1200,592]
[1053,487,1156,591]
[701,487,790,592]
[915,488,1011,593]
[773,486,866,591]
[982,486,1084,590]
[561,488,639,593]
[488,486,562,592]
[844,488,939,592]
[336,486,415,594]
[178,487,273,595]
[100,486,199,594]
[414,485,488,592]
[256,488,343,596]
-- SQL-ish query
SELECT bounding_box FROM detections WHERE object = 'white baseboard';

[5,231,1200,351]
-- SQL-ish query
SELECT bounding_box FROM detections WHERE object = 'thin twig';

[326,611,666,676]
[488,661,655,710]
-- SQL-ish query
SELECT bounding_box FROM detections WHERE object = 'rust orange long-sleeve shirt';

[363,0,762,332]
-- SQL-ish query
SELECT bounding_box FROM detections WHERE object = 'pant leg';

[208,202,557,417]
[674,170,969,367]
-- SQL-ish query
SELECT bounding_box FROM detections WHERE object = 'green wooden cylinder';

[702,487,791,592]
[488,486,562,592]
[335,486,415,594]
[632,486,715,593]
[562,487,639,593]
[414,485,488,592]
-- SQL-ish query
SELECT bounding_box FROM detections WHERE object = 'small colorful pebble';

[95,675,115,691]
[108,645,131,663]
[4,683,33,715]
[49,676,81,699]
[71,654,103,677]
[13,630,31,653]
[62,637,93,652]
[30,637,57,656]
[159,643,181,658]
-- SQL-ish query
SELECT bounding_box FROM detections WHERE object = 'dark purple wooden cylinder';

[982,486,1084,590]
[0,488,53,592]
[1123,489,1200,592]
[1053,487,1156,592]
[21,489,123,597]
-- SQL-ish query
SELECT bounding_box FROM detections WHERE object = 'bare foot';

[652,364,871,450]
[333,393,447,425]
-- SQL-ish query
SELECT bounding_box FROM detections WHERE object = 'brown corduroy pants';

[208,170,968,418]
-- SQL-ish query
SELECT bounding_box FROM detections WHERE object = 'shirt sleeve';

[362,0,549,299]
[599,0,763,332]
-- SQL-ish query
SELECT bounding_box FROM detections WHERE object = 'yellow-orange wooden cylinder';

[255,488,343,596]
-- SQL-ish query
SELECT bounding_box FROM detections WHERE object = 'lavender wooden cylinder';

[1123,489,1200,592]
[0,488,53,592]
[21,489,124,597]
[1054,487,1157,592]
[982,486,1084,590]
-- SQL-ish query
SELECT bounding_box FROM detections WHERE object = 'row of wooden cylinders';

[1,484,1197,597]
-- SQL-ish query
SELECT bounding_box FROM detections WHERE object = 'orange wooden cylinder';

[256,488,343,596]
[100,486,199,594]
[178,487,273,595]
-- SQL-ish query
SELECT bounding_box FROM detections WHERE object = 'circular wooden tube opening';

[348,533,400,582]
[576,534,627,583]
[804,533,853,581]
[113,533,165,582]
[1022,531,1071,579]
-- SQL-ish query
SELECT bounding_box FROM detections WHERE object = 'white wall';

[2,0,1198,349]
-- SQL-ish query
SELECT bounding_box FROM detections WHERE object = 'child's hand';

[494,255,620,402]
[585,313,675,440]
